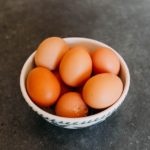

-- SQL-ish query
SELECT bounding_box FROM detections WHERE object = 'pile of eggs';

[26,37,123,118]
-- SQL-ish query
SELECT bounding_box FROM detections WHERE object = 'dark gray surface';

[0,0,150,149]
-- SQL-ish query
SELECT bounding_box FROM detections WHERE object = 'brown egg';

[35,37,69,70]
[55,92,88,118]
[53,70,71,95]
[26,67,60,107]
[82,73,123,109]
[92,47,120,74]
[59,46,92,87]
[71,44,91,54]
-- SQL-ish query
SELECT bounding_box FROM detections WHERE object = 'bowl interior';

[20,37,130,122]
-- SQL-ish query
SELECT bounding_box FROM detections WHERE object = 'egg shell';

[26,67,60,107]
[35,37,69,70]
[92,47,120,74]
[70,44,91,54]
[82,73,123,109]
[55,92,88,118]
[59,46,92,87]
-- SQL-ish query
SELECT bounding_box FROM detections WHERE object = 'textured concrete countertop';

[0,0,150,149]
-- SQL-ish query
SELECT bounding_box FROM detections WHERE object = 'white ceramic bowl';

[20,37,130,129]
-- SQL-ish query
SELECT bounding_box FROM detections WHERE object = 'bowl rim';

[20,37,130,123]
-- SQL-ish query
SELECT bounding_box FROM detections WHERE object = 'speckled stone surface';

[0,0,150,149]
